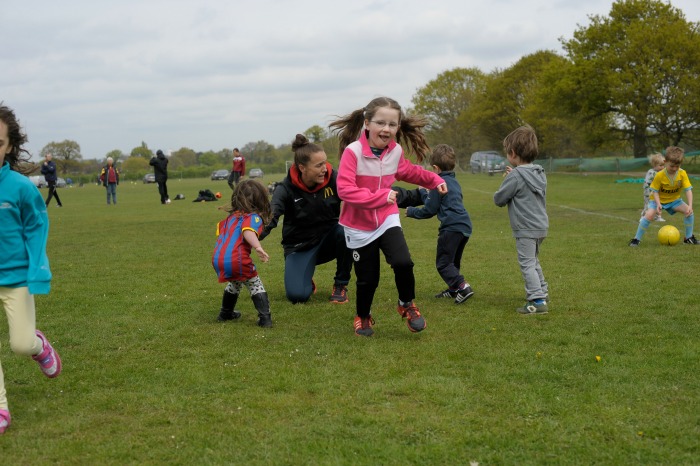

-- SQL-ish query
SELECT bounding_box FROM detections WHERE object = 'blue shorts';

[648,199,684,215]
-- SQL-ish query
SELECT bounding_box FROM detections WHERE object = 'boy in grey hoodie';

[494,125,549,315]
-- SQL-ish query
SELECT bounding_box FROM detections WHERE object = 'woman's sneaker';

[354,315,374,337]
[0,409,10,434]
[32,330,62,378]
[396,302,426,333]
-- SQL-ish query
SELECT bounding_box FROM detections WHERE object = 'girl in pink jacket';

[330,97,447,337]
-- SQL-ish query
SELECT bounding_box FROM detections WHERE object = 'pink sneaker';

[0,409,10,434]
[32,330,62,378]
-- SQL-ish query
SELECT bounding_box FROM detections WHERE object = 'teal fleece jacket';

[0,161,52,294]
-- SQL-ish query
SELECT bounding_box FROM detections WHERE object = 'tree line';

[31,0,700,177]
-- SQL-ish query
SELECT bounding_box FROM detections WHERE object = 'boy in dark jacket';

[404,144,475,304]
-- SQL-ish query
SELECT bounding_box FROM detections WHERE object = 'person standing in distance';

[99,157,120,205]
[228,148,246,189]
[40,153,62,207]
[150,149,170,204]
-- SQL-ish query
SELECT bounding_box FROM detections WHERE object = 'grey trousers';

[515,237,548,301]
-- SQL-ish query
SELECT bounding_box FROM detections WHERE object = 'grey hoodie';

[494,164,548,238]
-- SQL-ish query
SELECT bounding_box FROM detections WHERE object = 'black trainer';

[454,285,474,304]
[684,235,699,245]
[628,238,641,247]
[435,289,457,298]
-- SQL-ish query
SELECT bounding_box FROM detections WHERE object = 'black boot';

[218,289,242,322]
[252,292,272,328]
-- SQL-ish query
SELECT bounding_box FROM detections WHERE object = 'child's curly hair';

[0,103,34,175]
[225,179,272,225]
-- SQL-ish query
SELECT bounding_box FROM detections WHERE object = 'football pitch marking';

[466,187,638,223]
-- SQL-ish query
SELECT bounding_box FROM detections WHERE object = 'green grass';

[1,173,699,465]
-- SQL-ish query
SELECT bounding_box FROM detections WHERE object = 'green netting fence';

[533,151,700,174]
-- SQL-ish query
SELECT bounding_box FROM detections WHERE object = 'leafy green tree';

[242,141,276,165]
[170,147,197,170]
[304,125,325,143]
[469,50,606,158]
[562,0,700,157]
[40,140,82,174]
[412,67,488,167]
[122,156,149,176]
[199,151,221,167]
[131,142,154,160]
[105,149,124,163]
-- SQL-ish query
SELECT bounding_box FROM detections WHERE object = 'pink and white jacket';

[337,130,444,232]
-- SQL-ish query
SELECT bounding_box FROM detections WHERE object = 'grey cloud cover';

[3,0,699,160]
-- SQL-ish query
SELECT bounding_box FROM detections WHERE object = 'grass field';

[1,173,698,465]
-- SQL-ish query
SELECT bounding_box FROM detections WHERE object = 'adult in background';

[40,153,62,207]
[227,148,245,189]
[150,149,170,204]
[259,134,353,304]
[99,157,120,205]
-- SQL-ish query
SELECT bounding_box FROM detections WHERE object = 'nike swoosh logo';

[294,198,303,203]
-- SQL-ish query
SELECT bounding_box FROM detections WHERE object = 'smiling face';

[0,120,11,167]
[298,150,328,188]
[365,106,400,150]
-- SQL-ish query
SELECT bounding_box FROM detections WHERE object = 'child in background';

[404,144,474,304]
[0,104,62,435]
[629,146,698,246]
[212,179,274,327]
[642,153,665,221]
[494,125,550,315]
[330,96,447,337]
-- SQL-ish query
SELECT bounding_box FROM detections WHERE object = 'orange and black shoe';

[329,284,349,303]
[353,315,375,337]
[397,301,426,333]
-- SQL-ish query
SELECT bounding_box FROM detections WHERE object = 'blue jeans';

[283,224,352,304]
[106,183,117,204]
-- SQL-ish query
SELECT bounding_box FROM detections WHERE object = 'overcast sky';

[3,0,699,161]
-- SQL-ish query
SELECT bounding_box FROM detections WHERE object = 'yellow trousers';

[0,287,43,410]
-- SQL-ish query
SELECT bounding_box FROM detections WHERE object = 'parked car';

[469,151,506,175]
[56,177,67,188]
[248,168,264,179]
[211,169,229,180]
[143,173,156,184]
[29,175,48,188]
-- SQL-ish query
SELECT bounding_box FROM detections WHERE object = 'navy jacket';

[40,160,58,182]
[406,171,472,236]
[260,163,342,256]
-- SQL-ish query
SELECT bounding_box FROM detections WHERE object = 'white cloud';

[2,0,699,159]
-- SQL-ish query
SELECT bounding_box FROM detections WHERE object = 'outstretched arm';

[243,229,269,262]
